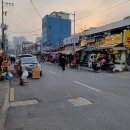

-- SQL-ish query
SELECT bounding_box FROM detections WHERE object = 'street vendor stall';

[107,48,126,71]
[0,50,14,80]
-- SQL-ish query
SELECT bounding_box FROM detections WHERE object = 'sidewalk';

[80,66,94,72]
[80,66,130,75]
[0,80,10,130]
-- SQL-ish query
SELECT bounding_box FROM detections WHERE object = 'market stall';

[0,50,14,80]
[107,48,126,71]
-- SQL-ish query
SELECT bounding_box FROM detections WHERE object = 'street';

[5,62,130,130]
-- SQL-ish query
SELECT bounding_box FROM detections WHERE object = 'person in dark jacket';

[76,58,80,70]
[60,56,66,71]
[0,56,3,71]
[19,65,23,86]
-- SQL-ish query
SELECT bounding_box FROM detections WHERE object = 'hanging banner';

[124,30,130,48]
[87,38,95,43]
[80,39,87,47]
[95,41,105,47]
[105,34,122,45]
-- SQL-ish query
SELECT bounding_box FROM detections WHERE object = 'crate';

[2,62,9,67]
[32,68,40,79]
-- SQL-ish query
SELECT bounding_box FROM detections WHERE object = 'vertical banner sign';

[124,30,130,48]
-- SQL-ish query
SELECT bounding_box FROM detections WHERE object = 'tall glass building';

[42,11,71,49]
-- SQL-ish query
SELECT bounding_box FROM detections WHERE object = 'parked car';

[19,54,34,58]
[16,54,35,65]
[18,57,42,76]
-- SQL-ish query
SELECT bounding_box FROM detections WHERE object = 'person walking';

[71,58,76,69]
[76,57,80,70]
[60,56,66,71]
[0,55,3,71]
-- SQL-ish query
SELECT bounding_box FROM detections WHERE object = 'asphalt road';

[5,62,130,130]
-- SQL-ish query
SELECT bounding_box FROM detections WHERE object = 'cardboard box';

[32,68,40,79]
[2,62,9,67]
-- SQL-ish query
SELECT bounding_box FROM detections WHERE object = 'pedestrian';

[12,57,16,64]
[19,66,23,86]
[92,60,98,71]
[71,58,76,69]
[76,57,80,70]
[60,56,66,71]
[100,58,106,71]
[0,55,3,71]
[10,56,13,64]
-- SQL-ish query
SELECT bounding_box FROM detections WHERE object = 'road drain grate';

[68,97,92,107]
[10,99,39,107]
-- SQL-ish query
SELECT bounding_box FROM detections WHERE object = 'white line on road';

[10,87,15,102]
[49,71,58,75]
[73,81,101,93]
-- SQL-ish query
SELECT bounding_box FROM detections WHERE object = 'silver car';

[19,57,42,76]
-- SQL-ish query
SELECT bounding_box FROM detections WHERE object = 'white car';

[19,57,42,76]
[19,54,34,58]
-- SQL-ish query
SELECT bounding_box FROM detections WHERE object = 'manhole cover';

[68,97,92,107]
[10,99,39,107]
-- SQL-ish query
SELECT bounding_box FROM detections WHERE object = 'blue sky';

[0,0,130,43]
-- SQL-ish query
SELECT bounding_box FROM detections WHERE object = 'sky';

[0,0,130,45]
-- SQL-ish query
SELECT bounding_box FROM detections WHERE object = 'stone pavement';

[0,80,10,130]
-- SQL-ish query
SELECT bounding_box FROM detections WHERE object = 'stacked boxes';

[32,64,40,79]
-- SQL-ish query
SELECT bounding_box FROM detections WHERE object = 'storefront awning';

[59,47,84,55]
[113,47,126,50]
[75,47,85,52]
[100,44,119,49]
[83,47,101,52]
[59,50,73,55]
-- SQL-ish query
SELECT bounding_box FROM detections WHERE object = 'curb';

[0,81,10,130]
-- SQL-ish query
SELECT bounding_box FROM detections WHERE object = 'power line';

[76,0,130,21]
[7,28,42,34]
[29,0,42,19]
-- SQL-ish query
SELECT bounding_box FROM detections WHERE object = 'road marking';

[73,81,101,93]
[10,87,15,102]
[68,97,92,107]
[49,71,58,75]
[10,99,39,107]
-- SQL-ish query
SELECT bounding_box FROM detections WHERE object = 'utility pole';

[1,0,5,50]
[1,0,14,51]
[73,11,76,51]
[69,11,76,59]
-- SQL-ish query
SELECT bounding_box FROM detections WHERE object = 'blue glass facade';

[42,14,71,47]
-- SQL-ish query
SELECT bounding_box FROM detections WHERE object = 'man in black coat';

[0,56,3,71]
[60,56,66,71]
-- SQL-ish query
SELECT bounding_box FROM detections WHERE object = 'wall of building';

[42,14,71,48]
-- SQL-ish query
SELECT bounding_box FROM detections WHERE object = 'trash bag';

[21,70,29,80]
[6,72,14,80]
